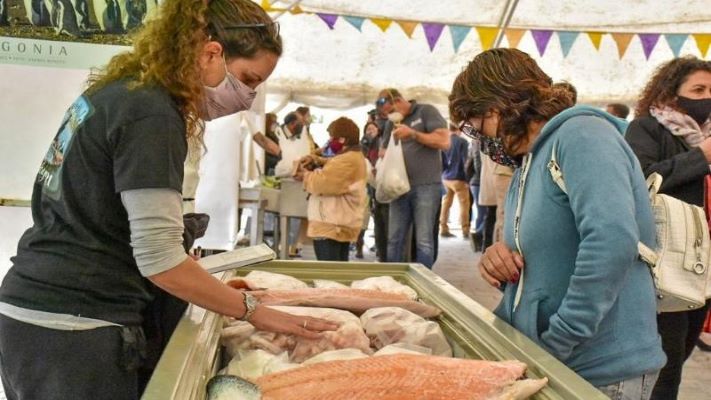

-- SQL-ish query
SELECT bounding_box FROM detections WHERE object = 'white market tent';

[265,0,711,110]
[0,0,710,265]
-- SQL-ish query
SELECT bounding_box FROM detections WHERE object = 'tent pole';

[493,0,520,48]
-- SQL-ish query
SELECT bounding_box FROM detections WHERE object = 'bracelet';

[239,292,259,321]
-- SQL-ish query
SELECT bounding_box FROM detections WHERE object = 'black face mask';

[677,96,711,126]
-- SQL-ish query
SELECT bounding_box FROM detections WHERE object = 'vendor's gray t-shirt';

[383,101,447,186]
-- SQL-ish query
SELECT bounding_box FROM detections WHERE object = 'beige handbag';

[636,173,711,312]
[548,145,711,312]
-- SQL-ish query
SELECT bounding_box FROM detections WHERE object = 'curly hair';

[634,56,711,117]
[87,0,282,149]
[449,48,573,155]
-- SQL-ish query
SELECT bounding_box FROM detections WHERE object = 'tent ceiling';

[261,1,711,112]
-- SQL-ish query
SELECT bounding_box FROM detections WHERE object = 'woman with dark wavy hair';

[625,56,711,400]
[450,48,665,398]
[0,1,337,398]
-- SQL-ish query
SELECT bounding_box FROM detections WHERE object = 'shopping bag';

[274,127,311,177]
[374,138,410,203]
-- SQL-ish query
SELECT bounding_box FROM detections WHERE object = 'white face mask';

[202,57,257,121]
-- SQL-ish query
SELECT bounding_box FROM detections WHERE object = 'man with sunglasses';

[377,88,450,268]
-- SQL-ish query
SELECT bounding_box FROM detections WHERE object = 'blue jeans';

[387,183,441,268]
[469,184,486,234]
[597,371,660,400]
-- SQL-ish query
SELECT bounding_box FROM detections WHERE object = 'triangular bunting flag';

[639,33,661,60]
[586,32,603,50]
[396,20,418,38]
[422,23,445,51]
[693,34,711,57]
[611,33,634,58]
[664,34,688,57]
[504,28,525,48]
[316,13,338,30]
[531,30,554,56]
[449,25,471,53]
[290,5,303,14]
[558,31,580,57]
[476,27,499,51]
[260,0,271,11]
[343,16,365,31]
[371,18,393,32]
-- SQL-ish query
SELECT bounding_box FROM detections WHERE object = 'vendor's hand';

[248,305,340,339]
[479,241,524,288]
[392,124,416,141]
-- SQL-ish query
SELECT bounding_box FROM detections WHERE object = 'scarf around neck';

[650,105,711,147]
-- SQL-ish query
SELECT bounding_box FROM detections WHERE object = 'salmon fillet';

[235,288,442,318]
[255,354,547,400]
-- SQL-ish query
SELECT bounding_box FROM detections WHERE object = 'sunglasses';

[375,97,391,106]
[212,21,281,40]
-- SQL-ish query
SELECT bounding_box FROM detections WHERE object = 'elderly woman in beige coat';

[295,117,367,261]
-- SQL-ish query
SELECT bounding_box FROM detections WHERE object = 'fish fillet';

[255,354,547,400]
[230,287,441,318]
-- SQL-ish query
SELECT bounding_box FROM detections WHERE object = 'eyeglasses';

[458,120,483,140]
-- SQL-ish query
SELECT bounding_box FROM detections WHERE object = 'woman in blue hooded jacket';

[449,48,665,399]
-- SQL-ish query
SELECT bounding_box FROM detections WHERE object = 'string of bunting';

[261,1,710,59]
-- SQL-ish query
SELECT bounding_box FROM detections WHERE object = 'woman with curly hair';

[449,48,665,398]
[0,1,337,398]
[625,56,711,400]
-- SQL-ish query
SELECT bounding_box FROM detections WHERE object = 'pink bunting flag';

[422,23,445,51]
[317,13,338,30]
[531,30,554,56]
[638,33,661,60]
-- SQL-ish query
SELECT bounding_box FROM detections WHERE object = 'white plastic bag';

[274,126,311,177]
[375,139,410,203]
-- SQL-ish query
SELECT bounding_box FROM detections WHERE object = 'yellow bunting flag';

[611,33,634,58]
[290,5,304,14]
[396,21,418,38]
[504,28,525,48]
[693,34,711,57]
[370,18,393,32]
[586,32,603,50]
[260,0,271,10]
[476,27,499,50]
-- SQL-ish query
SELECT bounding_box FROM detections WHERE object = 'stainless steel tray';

[142,260,607,400]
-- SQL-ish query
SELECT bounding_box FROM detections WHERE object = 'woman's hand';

[478,241,524,288]
[248,305,340,339]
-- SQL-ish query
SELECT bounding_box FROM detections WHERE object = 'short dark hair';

[606,103,630,119]
[283,111,299,125]
[328,117,360,146]
[295,106,310,116]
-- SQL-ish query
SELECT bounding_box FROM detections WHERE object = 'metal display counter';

[142,260,608,400]
[238,186,280,246]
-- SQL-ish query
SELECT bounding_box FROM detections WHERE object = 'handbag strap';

[547,144,659,267]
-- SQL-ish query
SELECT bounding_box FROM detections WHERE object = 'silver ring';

[303,320,308,329]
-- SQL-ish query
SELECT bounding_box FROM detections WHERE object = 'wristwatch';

[239,292,259,321]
